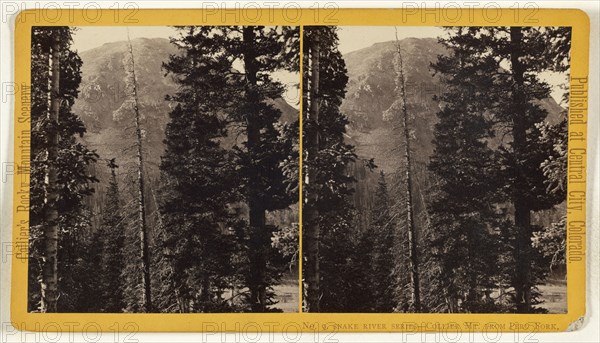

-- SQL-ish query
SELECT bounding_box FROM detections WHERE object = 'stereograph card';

[7,5,591,334]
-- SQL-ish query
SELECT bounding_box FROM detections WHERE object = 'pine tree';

[532,108,569,274]
[159,26,239,313]
[531,27,571,273]
[42,30,62,313]
[302,26,356,312]
[74,159,125,313]
[428,27,503,313]
[29,26,97,312]
[342,171,396,313]
[369,171,396,312]
[303,26,322,312]
[429,26,571,313]
[127,33,152,312]
[226,26,299,312]
[157,26,298,313]
[491,27,566,313]
[317,207,357,312]
[384,30,420,312]
[100,159,127,312]
[110,34,154,312]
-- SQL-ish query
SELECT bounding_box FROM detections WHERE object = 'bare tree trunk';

[127,34,152,312]
[509,26,533,313]
[304,30,321,312]
[394,30,421,312]
[41,31,61,313]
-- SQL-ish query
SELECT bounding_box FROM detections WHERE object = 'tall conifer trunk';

[393,32,420,312]
[127,35,152,312]
[509,26,533,313]
[305,31,321,312]
[41,30,61,313]
[242,26,268,312]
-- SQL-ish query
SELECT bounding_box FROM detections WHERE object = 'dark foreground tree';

[29,26,97,312]
[228,26,299,312]
[302,26,356,312]
[159,26,239,312]
[429,26,571,313]
[428,27,503,313]
[158,26,299,312]
[492,27,567,313]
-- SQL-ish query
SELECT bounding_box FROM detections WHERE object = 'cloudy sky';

[336,26,445,54]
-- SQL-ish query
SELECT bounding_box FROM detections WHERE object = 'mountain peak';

[345,37,439,56]
[343,37,444,80]
[79,37,171,56]
[340,36,563,175]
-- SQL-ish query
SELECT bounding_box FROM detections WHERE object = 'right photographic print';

[301,26,571,314]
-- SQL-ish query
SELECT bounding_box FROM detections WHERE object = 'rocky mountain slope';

[342,37,564,174]
[73,38,298,206]
[341,37,565,233]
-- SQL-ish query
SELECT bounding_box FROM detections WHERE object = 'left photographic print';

[27,26,300,313]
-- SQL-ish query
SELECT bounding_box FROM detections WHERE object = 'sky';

[72,26,176,52]
[72,26,568,106]
[336,26,445,54]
